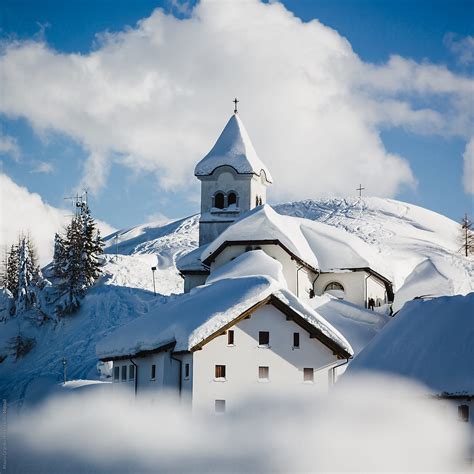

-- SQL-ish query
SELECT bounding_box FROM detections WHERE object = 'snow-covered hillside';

[275,197,473,311]
[1,197,471,404]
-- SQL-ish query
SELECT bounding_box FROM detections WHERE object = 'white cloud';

[0,0,472,199]
[444,33,474,66]
[31,160,55,174]
[0,133,21,161]
[463,138,474,195]
[0,173,115,265]
[145,211,173,225]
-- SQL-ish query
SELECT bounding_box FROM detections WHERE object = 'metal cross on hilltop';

[233,97,239,114]
[357,184,365,198]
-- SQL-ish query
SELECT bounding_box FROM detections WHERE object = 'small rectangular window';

[259,331,270,346]
[227,330,234,345]
[113,366,120,381]
[258,366,269,380]
[215,399,226,413]
[184,363,190,379]
[304,368,314,382]
[151,364,156,380]
[121,365,127,381]
[215,364,226,379]
[129,364,135,380]
[458,405,469,422]
[293,332,300,348]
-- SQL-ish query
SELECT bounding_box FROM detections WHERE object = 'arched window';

[214,192,224,209]
[228,192,237,206]
[324,282,345,299]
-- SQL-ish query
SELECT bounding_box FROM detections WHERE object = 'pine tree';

[16,235,43,313]
[52,232,67,279]
[80,205,104,286]
[54,204,104,316]
[459,214,474,257]
[6,243,19,298]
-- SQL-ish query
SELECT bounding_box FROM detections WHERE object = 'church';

[97,105,393,413]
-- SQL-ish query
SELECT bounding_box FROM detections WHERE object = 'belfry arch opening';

[228,191,237,206]
[214,192,225,209]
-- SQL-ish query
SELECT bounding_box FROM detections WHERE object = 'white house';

[97,108,393,413]
[97,251,353,412]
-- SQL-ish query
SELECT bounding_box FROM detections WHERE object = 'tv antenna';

[64,190,88,216]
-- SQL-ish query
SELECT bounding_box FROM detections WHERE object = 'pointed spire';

[194,113,272,183]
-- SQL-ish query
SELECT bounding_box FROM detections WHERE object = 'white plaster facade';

[314,270,388,308]
[109,302,346,413]
[192,304,341,413]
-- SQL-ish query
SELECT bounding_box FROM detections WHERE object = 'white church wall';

[192,304,341,414]
[210,245,316,301]
[314,271,367,307]
[366,274,388,306]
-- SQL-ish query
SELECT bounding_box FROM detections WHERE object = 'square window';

[258,366,269,380]
[227,330,234,345]
[215,365,226,379]
[215,399,226,413]
[184,363,190,379]
[121,365,127,381]
[293,332,300,348]
[113,366,119,381]
[151,364,156,380]
[303,368,314,382]
[259,331,270,346]
[129,364,135,380]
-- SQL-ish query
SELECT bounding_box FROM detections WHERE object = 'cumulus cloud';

[0,173,115,265]
[0,0,472,199]
[8,375,469,473]
[444,33,474,66]
[0,133,21,161]
[463,138,474,195]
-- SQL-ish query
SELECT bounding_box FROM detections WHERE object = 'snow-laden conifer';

[16,235,44,314]
[54,204,104,316]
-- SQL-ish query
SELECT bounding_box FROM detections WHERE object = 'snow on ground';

[345,293,474,395]
[312,294,390,356]
[1,197,470,405]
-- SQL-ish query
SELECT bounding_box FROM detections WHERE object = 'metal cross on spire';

[233,97,239,114]
[357,184,365,198]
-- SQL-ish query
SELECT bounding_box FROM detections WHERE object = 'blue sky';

[1,0,473,235]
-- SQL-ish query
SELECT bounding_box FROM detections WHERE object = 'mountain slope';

[0,197,471,404]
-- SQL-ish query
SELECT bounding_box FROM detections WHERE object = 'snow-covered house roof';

[201,205,392,282]
[176,246,209,273]
[345,293,474,396]
[194,114,272,183]
[97,251,353,360]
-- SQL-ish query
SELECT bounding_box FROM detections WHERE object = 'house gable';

[191,294,351,359]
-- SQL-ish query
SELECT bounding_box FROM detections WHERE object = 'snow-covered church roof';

[201,205,392,281]
[96,251,353,360]
[194,114,273,182]
[345,293,474,396]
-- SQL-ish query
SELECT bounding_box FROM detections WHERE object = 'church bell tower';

[194,101,273,246]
